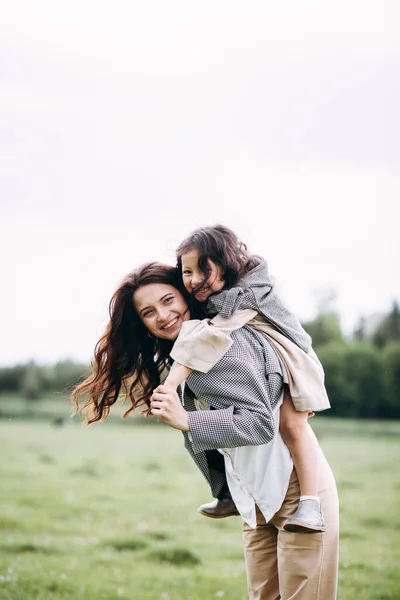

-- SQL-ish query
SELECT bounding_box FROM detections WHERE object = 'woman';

[73,262,339,600]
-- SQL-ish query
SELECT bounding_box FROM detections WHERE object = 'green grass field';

[0,401,400,599]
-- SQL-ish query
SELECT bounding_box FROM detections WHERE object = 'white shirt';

[192,390,295,529]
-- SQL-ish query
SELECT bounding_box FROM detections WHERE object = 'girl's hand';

[150,385,189,431]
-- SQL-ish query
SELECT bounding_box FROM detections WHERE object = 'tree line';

[302,301,400,419]
[1,301,399,419]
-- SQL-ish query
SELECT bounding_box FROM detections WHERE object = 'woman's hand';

[150,385,189,431]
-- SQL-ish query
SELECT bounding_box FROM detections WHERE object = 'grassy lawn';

[0,405,399,599]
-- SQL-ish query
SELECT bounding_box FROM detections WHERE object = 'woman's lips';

[163,316,179,330]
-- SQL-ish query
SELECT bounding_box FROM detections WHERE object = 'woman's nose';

[157,307,170,322]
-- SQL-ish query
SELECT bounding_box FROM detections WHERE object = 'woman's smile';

[161,316,180,331]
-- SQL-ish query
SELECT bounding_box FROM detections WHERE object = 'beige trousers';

[242,450,339,600]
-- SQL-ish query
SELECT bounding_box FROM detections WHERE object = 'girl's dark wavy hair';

[176,224,261,290]
[72,262,189,425]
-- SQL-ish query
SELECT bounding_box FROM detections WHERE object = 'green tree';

[381,341,400,418]
[303,313,343,349]
[341,343,384,418]
[0,364,27,392]
[52,359,90,392]
[317,341,348,416]
[372,301,400,348]
[20,361,42,400]
[353,316,367,342]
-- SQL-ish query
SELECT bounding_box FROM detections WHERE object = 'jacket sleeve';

[170,309,257,373]
[186,355,281,454]
[206,285,271,319]
[206,273,312,353]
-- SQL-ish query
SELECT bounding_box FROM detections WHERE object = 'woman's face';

[181,248,225,302]
[132,283,190,341]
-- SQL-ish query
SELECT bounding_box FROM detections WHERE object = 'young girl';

[163,224,331,533]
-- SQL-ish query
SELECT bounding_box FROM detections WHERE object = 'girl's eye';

[143,310,154,318]
[164,296,173,304]
[182,269,191,275]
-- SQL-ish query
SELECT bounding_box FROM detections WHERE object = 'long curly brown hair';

[72,262,190,425]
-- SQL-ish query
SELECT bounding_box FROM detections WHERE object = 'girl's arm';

[164,362,193,389]
[166,309,257,389]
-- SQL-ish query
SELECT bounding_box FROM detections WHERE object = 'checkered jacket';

[207,260,312,353]
[182,325,283,499]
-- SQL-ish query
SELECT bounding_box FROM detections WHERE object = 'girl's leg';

[280,388,319,496]
[279,387,325,532]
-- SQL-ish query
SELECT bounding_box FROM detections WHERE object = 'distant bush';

[0,360,89,397]
[303,312,343,348]
[51,359,90,392]
[381,342,400,419]
[20,361,42,400]
[0,364,27,392]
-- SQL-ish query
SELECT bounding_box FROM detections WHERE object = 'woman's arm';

[153,331,282,453]
[186,355,280,454]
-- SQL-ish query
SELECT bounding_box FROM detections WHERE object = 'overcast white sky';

[1,0,399,365]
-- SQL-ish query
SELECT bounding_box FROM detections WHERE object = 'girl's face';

[181,249,225,302]
[132,283,190,341]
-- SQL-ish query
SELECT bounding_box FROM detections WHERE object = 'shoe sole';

[283,521,326,533]
[197,510,240,519]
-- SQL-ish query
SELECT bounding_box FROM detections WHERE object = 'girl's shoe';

[283,498,326,533]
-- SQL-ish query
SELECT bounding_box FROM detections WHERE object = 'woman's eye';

[143,310,153,318]
[164,296,173,304]
[182,269,191,275]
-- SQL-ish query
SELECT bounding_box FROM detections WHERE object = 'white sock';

[300,495,320,503]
